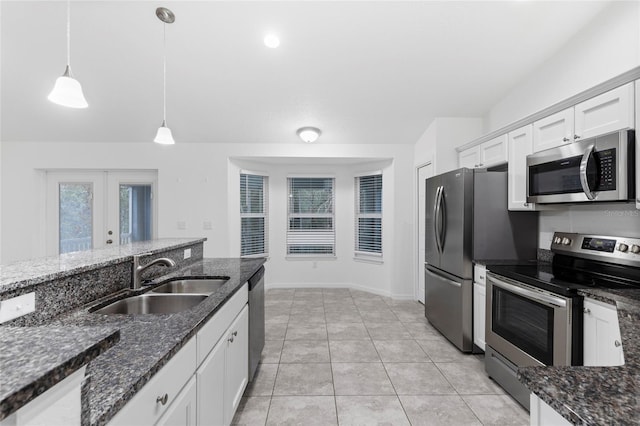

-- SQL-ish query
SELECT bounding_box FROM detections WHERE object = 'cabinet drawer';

[108,338,197,426]
[197,283,248,365]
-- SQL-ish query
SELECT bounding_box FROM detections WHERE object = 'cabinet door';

[636,80,640,210]
[532,108,574,153]
[508,125,535,211]
[479,135,508,168]
[574,83,634,140]
[458,147,480,169]
[156,376,197,426]
[583,298,624,367]
[224,305,249,426]
[196,332,226,426]
[473,280,486,351]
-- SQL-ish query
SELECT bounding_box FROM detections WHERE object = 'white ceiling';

[1,1,612,144]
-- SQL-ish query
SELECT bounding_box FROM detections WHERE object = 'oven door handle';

[579,143,597,201]
[488,275,567,308]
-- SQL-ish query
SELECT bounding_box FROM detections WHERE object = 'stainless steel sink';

[150,278,230,295]
[92,294,207,315]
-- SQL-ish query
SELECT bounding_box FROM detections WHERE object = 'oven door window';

[492,286,554,365]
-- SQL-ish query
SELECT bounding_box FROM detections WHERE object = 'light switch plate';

[0,292,35,323]
[184,248,192,259]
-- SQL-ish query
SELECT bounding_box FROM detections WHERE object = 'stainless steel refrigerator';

[425,168,538,352]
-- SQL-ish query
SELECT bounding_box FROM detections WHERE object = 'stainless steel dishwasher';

[248,266,265,381]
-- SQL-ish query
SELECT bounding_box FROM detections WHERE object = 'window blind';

[355,174,382,255]
[240,174,268,257]
[287,177,335,255]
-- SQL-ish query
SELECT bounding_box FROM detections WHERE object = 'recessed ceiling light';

[264,34,280,49]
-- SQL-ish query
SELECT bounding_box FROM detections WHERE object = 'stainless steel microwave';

[526,130,635,203]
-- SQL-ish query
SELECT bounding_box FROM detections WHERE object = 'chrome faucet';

[132,254,176,290]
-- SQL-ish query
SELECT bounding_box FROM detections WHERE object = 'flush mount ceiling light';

[48,0,88,108]
[264,34,280,48]
[297,127,321,143]
[154,7,176,145]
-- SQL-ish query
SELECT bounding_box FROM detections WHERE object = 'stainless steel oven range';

[484,232,640,410]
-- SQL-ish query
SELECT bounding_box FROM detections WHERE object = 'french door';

[46,170,157,255]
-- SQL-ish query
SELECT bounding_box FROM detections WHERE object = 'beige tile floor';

[232,288,529,426]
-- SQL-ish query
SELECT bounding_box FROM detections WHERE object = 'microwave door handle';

[488,275,567,308]
[579,143,597,200]
[433,186,442,253]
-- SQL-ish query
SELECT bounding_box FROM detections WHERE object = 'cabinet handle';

[583,308,591,314]
[228,335,235,343]
[563,137,570,142]
[478,163,484,167]
[523,202,529,207]
[615,340,621,347]
[156,393,168,405]
[574,134,581,140]
[232,331,238,336]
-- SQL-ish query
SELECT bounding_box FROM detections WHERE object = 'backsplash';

[539,203,639,249]
[3,241,204,326]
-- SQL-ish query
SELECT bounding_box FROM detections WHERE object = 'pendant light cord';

[162,23,167,125]
[66,0,71,66]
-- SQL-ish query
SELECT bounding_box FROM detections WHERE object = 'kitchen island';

[519,287,640,425]
[0,239,265,425]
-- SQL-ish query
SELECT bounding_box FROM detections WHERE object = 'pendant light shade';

[297,127,321,143]
[154,7,175,145]
[48,65,88,108]
[154,121,175,145]
[49,1,88,108]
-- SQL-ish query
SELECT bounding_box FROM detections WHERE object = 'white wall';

[414,117,484,173]
[1,141,415,298]
[481,1,640,249]
[486,1,640,132]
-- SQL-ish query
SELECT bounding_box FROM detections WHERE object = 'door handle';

[579,143,597,200]
[106,239,113,244]
[433,186,443,253]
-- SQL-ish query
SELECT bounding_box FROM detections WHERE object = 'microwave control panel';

[595,148,616,191]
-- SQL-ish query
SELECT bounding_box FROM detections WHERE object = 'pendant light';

[48,0,88,108]
[154,7,176,145]
[297,127,321,143]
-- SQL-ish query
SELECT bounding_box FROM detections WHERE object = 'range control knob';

[618,243,629,253]
[561,237,572,245]
[553,236,562,244]
[631,245,640,254]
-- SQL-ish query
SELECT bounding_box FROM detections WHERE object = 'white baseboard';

[265,281,415,301]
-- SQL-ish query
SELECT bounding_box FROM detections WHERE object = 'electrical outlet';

[0,292,35,323]
[184,248,192,259]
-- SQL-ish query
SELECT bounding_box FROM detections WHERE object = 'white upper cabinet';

[574,82,634,140]
[458,135,508,169]
[458,147,480,169]
[532,108,574,153]
[508,124,535,211]
[533,83,635,154]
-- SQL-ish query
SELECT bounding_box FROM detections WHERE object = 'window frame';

[286,175,336,258]
[354,171,383,261]
[240,171,269,258]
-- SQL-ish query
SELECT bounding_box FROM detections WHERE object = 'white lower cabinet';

[530,393,571,426]
[156,377,197,426]
[108,283,250,426]
[583,298,624,367]
[0,367,86,426]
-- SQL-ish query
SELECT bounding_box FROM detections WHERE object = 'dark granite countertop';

[518,287,640,425]
[0,238,206,294]
[53,257,266,426]
[0,326,120,421]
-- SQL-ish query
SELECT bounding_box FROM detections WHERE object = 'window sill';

[286,255,337,261]
[353,254,384,265]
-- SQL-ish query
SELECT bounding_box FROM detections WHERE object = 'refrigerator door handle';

[439,186,446,251]
[434,186,443,253]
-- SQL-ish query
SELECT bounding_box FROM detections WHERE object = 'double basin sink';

[92,278,229,315]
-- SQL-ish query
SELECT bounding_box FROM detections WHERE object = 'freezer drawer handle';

[425,266,461,288]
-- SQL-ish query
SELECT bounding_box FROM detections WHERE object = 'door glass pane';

[59,183,93,254]
[492,287,554,365]
[119,184,152,244]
